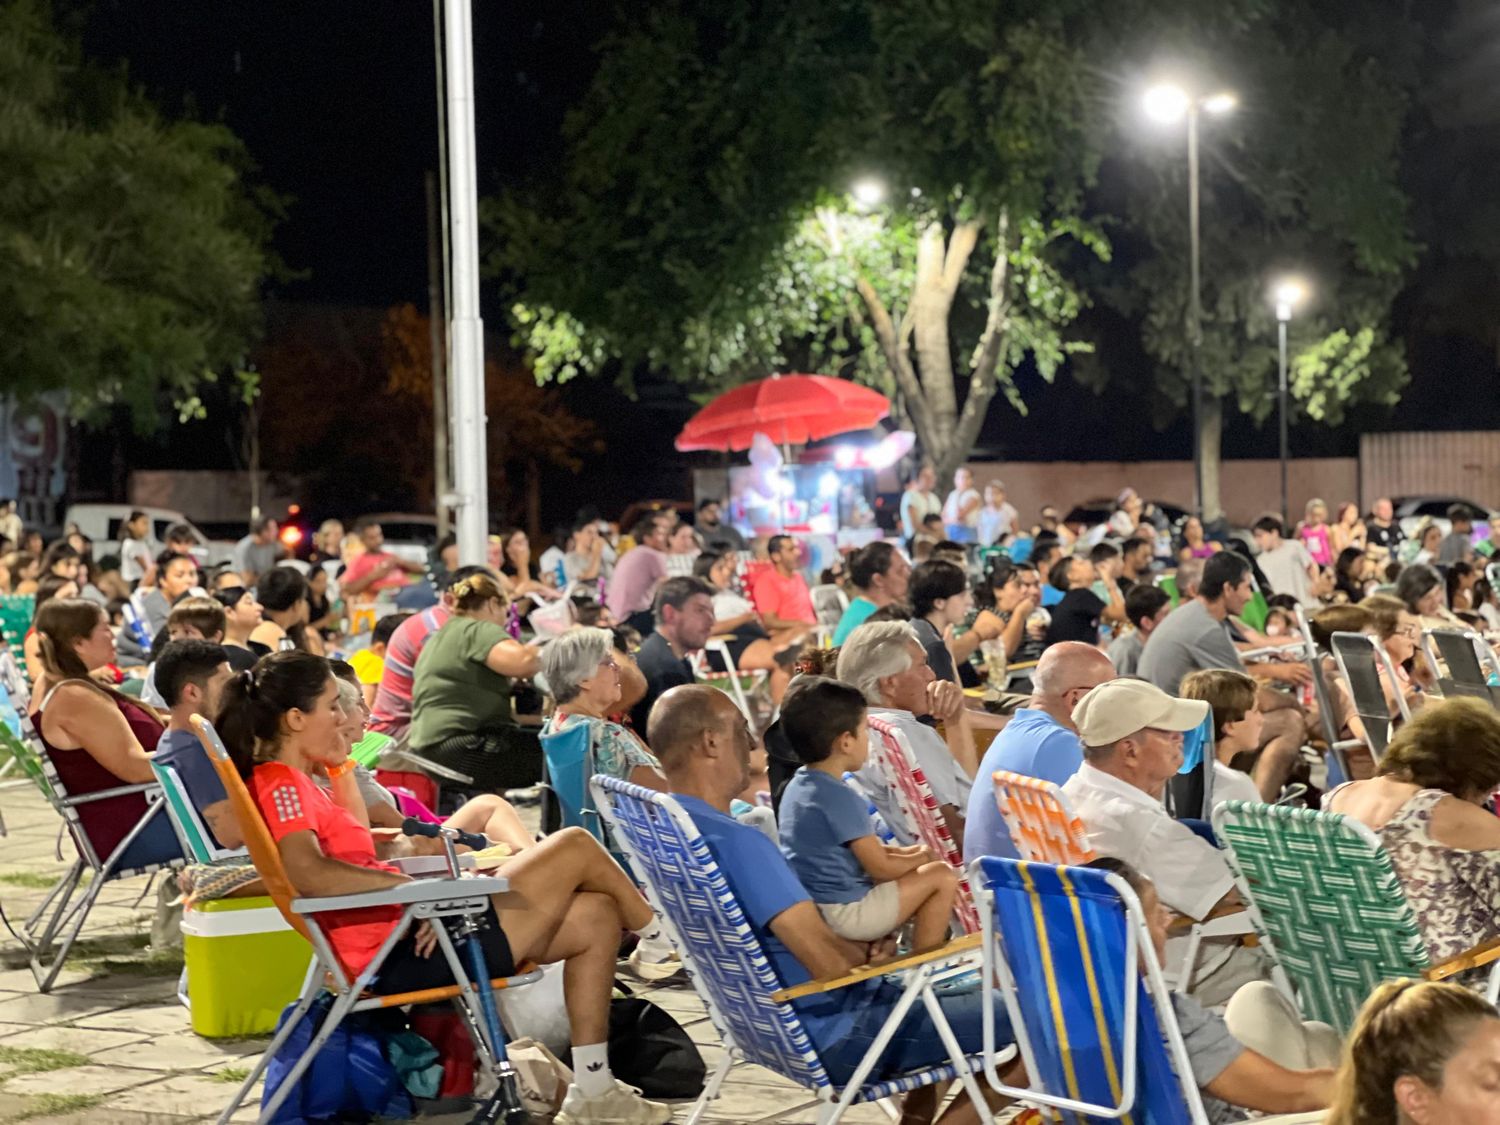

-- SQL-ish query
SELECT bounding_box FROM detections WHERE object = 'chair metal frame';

[189,715,539,1125]
[1420,627,1500,705]
[592,775,1001,1125]
[700,637,769,721]
[1330,629,1410,761]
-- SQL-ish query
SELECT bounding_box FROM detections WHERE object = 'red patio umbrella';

[674,373,891,452]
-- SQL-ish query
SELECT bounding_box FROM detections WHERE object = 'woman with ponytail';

[1327,978,1500,1124]
[30,599,181,869]
[221,651,672,1124]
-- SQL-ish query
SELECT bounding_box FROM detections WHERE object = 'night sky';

[69,1,1500,520]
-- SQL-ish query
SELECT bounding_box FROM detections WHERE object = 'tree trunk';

[1199,395,1224,523]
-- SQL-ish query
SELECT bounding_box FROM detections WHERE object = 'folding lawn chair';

[811,583,849,627]
[1330,630,1409,761]
[970,857,1318,1124]
[700,637,769,721]
[0,593,33,673]
[538,718,611,848]
[9,723,185,991]
[865,717,980,934]
[1421,628,1500,705]
[1214,799,1500,1034]
[989,770,1250,997]
[189,715,540,1125]
[1293,604,1363,789]
[592,776,999,1125]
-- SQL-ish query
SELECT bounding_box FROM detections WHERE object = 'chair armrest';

[770,932,982,1002]
[381,750,474,786]
[291,875,508,914]
[1424,936,1500,983]
[1005,660,1039,673]
[1167,902,1249,934]
[61,782,159,807]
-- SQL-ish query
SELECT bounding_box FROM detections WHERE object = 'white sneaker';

[555,1080,673,1124]
[625,947,685,983]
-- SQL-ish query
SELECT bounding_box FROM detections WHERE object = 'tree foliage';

[0,0,275,424]
[489,0,1421,491]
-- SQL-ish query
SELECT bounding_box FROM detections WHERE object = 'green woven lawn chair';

[0,594,33,678]
[1214,800,1500,1033]
[1155,573,1180,608]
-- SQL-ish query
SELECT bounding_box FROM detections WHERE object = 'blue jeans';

[804,979,1007,1086]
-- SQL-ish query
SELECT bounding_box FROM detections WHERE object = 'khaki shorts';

[817,881,902,942]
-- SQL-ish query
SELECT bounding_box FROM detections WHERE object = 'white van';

[62,504,236,568]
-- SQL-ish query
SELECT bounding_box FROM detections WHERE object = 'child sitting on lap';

[776,676,959,951]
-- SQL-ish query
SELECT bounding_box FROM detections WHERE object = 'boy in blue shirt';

[777,676,958,951]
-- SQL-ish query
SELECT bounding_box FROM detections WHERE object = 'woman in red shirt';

[218,651,670,1125]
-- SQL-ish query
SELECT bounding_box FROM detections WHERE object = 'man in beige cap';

[1061,678,1266,1004]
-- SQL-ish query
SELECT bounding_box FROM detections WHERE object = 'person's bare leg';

[898,1085,939,1125]
[444,794,533,853]
[1252,708,1302,800]
[496,826,652,934]
[897,863,959,952]
[525,890,620,1045]
[932,1056,1023,1124]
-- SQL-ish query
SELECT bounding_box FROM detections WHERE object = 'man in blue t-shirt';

[964,642,1114,863]
[647,683,1013,1118]
[152,640,239,851]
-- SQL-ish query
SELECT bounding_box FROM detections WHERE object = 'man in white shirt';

[836,620,975,850]
[1251,516,1319,605]
[1061,678,1267,1004]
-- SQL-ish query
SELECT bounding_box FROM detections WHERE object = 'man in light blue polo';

[962,641,1115,862]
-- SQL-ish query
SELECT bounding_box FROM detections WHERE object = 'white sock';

[636,932,675,961]
[572,1042,614,1097]
[631,919,664,944]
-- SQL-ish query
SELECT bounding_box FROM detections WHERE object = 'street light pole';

[442,0,489,565]
[1187,104,1203,519]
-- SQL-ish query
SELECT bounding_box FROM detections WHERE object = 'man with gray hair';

[1061,679,1264,1004]
[836,620,975,848]
[962,642,1115,862]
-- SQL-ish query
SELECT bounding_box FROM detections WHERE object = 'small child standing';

[776,676,959,951]
[1180,669,1266,807]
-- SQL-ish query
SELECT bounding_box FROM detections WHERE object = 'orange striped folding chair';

[864,717,980,934]
[990,771,1095,865]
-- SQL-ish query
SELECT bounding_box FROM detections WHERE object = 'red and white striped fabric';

[865,716,981,935]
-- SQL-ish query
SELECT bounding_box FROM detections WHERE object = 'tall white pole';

[442,0,489,564]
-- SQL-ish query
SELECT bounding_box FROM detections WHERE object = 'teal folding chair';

[538,719,606,845]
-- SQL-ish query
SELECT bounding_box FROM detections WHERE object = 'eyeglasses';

[599,658,619,671]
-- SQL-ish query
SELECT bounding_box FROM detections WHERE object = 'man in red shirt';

[341,519,428,597]
[751,534,817,629]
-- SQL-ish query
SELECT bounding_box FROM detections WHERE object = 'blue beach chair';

[970,857,1325,1124]
[594,776,1000,1125]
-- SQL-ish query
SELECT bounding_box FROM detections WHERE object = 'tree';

[491,0,1419,504]
[0,0,275,424]
[490,0,1114,479]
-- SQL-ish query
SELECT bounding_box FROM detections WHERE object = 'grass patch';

[0,1045,91,1080]
[0,873,58,891]
[211,1066,250,1084]
[9,1092,107,1121]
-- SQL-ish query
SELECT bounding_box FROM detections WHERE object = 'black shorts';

[416,727,545,793]
[374,903,515,993]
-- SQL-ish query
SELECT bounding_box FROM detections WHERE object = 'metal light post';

[1143,84,1236,518]
[441,0,489,565]
[1273,279,1307,526]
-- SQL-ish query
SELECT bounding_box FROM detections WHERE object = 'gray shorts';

[816,881,902,942]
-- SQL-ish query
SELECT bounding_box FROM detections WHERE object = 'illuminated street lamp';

[851,178,887,210]
[1274,278,1308,524]
[1143,81,1237,519]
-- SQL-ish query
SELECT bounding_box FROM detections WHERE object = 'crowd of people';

[4,477,1500,1123]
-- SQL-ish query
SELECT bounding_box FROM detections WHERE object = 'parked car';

[1393,495,1498,540]
[62,504,235,568]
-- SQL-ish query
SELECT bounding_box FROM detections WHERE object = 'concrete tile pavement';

[0,783,1000,1123]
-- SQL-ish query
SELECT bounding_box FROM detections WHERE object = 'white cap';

[1071,679,1209,748]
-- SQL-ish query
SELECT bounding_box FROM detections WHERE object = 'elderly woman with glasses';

[540,627,666,790]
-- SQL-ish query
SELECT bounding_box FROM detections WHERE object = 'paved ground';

[0,783,908,1124]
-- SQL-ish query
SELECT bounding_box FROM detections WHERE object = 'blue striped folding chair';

[593,776,999,1125]
[969,857,1338,1124]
